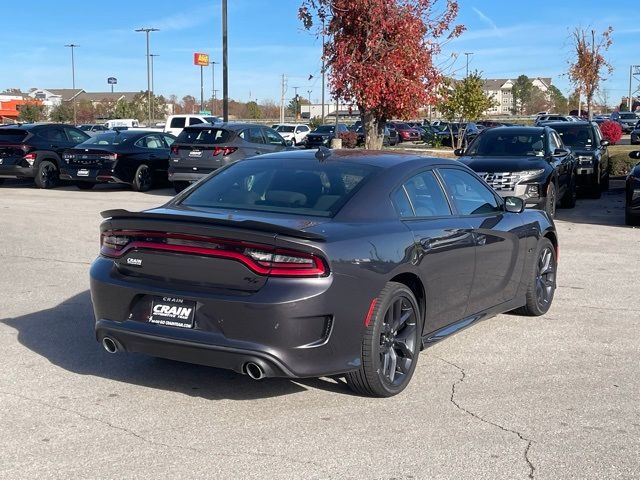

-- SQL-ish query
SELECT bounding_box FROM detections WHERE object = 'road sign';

[107,77,117,84]
[194,53,209,66]
[198,111,211,115]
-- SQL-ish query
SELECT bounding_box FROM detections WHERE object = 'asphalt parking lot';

[1,179,638,480]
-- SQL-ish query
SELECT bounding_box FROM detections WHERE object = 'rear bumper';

[168,167,211,183]
[0,164,35,179]
[60,166,127,184]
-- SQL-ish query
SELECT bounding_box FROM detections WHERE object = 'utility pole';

[321,18,326,124]
[293,86,300,120]
[210,61,218,116]
[629,65,633,111]
[222,0,229,122]
[280,74,287,123]
[200,64,205,113]
[464,52,473,77]
[307,89,312,120]
[135,27,159,125]
[64,44,78,124]
[150,54,159,94]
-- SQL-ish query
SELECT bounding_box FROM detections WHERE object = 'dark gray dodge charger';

[90,148,558,397]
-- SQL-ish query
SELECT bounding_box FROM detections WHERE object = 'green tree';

[436,71,495,148]
[17,103,45,123]
[287,96,310,116]
[49,103,73,123]
[548,85,568,113]
[245,101,262,119]
[511,75,533,114]
[525,87,550,115]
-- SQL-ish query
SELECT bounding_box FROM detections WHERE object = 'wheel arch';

[543,229,558,257]
[389,272,426,327]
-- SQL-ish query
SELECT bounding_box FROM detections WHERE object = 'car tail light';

[100,153,118,161]
[100,230,328,277]
[212,146,238,156]
[23,153,36,165]
[171,146,179,155]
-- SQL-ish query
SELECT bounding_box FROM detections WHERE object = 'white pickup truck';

[164,114,221,137]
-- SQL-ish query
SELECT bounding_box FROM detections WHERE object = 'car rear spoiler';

[100,209,326,242]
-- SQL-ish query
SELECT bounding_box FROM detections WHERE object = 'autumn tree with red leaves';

[299,0,464,149]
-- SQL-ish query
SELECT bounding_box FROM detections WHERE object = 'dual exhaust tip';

[102,336,267,380]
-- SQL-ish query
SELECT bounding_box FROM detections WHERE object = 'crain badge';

[152,304,193,320]
[126,257,142,267]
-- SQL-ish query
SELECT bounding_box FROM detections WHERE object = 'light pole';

[150,54,159,95]
[210,61,218,116]
[307,89,312,119]
[135,27,159,125]
[222,0,229,122]
[321,18,326,124]
[464,52,473,77]
[293,86,300,120]
[65,44,79,124]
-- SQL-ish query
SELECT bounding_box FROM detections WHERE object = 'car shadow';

[1,290,353,399]
[554,178,629,228]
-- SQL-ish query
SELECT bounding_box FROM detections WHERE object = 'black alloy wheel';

[346,282,421,397]
[514,238,557,316]
[561,173,578,207]
[34,160,59,189]
[133,164,152,192]
[545,182,557,218]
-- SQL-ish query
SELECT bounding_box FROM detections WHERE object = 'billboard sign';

[107,77,117,85]
[193,53,209,66]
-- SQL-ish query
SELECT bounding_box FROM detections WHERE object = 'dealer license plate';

[149,297,196,329]
[77,169,90,177]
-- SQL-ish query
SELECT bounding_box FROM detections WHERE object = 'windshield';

[176,128,231,144]
[313,126,335,134]
[276,126,295,133]
[620,113,637,119]
[180,158,379,217]
[467,131,545,157]
[0,129,28,143]
[81,132,130,145]
[78,125,92,131]
[552,124,594,148]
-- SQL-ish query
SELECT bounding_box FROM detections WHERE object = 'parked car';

[385,123,399,146]
[274,123,311,146]
[77,124,110,136]
[535,115,575,126]
[630,121,640,145]
[90,149,558,397]
[546,121,610,198]
[353,125,396,147]
[169,123,290,193]
[0,123,89,188]
[105,119,140,129]
[625,151,640,225]
[610,111,639,133]
[164,114,220,137]
[59,130,176,192]
[305,124,349,148]
[389,122,421,143]
[455,126,577,217]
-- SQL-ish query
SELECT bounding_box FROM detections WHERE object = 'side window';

[189,117,204,125]
[593,125,603,144]
[135,134,164,149]
[547,131,560,152]
[65,127,88,144]
[245,128,265,144]
[170,117,186,128]
[39,126,66,143]
[439,168,501,216]
[391,188,414,218]
[162,135,175,147]
[401,171,451,217]
[264,128,285,145]
[552,132,563,149]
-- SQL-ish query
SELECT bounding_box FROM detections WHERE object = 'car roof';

[544,121,592,127]
[183,122,260,131]
[482,126,546,134]
[93,130,156,139]
[241,147,457,169]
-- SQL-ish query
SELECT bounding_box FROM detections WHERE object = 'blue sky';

[0,1,637,106]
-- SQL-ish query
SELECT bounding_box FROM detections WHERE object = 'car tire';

[560,174,577,207]
[132,164,152,192]
[173,181,190,193]
[626,210,640,226]
[544,182,557,218]
[0,178,5,186]
[345,282,421,397]
[76,182,95,190]
[34,160,59,189]
[513,238,557,316]
[601,171,610,192]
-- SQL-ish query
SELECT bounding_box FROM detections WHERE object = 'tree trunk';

[363,110,385,149]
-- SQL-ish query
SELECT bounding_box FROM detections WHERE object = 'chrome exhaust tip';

[102,337,118,354]
[244,362,265,380]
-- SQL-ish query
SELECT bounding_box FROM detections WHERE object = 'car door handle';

[255,151,262,155]
[475,233,487,246]
[419,238,434,251]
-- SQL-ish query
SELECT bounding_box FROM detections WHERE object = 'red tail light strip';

[101,230,327,277]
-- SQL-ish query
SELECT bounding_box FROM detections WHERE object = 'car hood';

[459,156,550,173]
[568,147,596,156]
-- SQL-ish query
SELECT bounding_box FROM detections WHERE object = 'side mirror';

[628,151,640,159]
[453,148,464,157]
[553,148,570,157]
[504,196,525,213]
[600,139,610,147]
[285,140,293,147]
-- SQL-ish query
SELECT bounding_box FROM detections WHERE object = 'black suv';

[546,121,610,198]
[455,126,577,218]
[305,124,349,148]
[0,123,89,188]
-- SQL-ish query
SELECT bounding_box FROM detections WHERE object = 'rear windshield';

[467,131,545,157]
[82,132,130,145]
[313,126,335,134]
[276,126,295,133]
[176,128,231,144]
[0,129,28,143]
[551,124,594,148]
[180,158,379,217]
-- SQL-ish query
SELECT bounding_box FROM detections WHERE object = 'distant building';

[303,102,358,120]
[76,91,139,106]
[483,77,552,115]
[0,99,43,123]
[27,88,85,109]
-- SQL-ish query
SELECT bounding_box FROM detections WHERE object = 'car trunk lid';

[64,148,117,167]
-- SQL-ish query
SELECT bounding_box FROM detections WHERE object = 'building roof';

[77,91,140,103]
[28,88,85,100]
[482,77,553,91]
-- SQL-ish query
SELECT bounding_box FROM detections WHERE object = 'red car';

[390,122,421,143]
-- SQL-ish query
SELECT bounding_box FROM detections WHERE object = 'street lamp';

[464,52,473,77]
[307,89,312,119]
[150,54,159,94]
[64,44,79,124]
[135,27,159,125]
[210,61,218,116]
[222,0,229,122]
